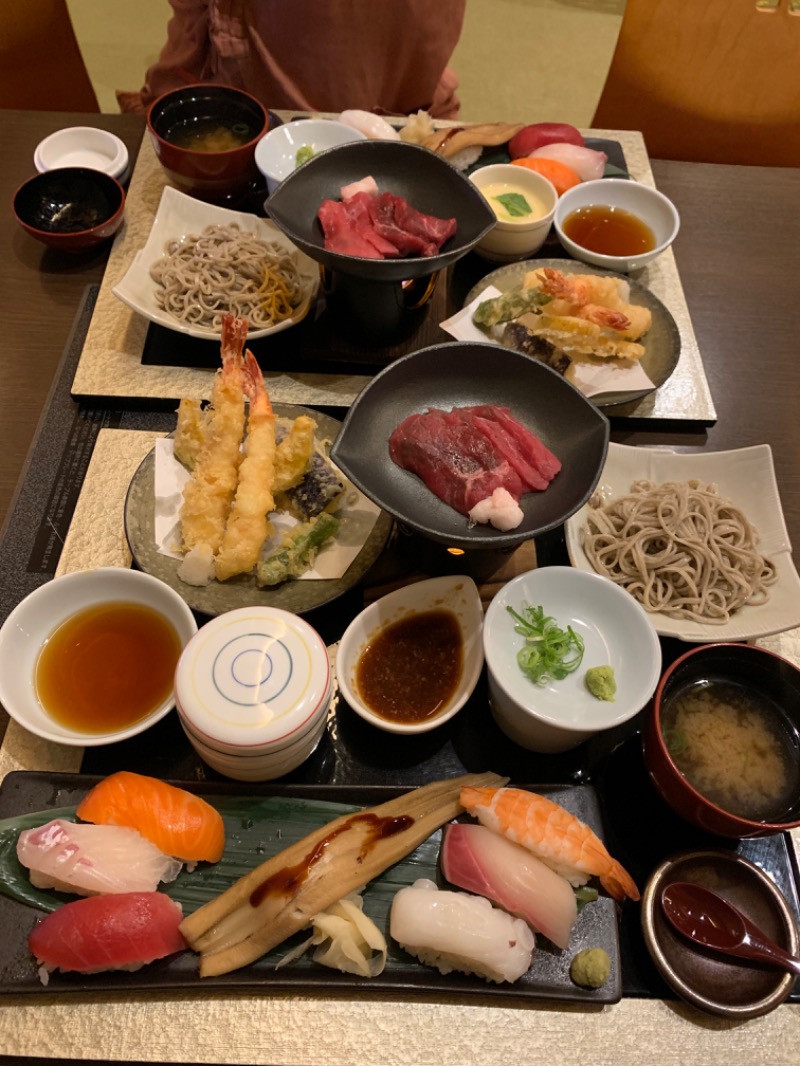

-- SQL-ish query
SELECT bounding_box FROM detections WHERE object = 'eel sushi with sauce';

[390,879,535,983]
[16,819,182,896]
[440,822,578,949]
[28,892,186,984]
[180,771,506,977]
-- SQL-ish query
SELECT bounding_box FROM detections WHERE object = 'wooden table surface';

[2,110,800,1066]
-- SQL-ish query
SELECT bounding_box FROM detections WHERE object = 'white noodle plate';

[113,185,319,340]
[564,442,800,642]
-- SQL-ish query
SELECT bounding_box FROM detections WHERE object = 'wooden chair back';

[591,0,800,166]
[0,0,99,111]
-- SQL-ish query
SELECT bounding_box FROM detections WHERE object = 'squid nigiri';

[29,892,185,984]
[390,879,535,984]
[441,822,577,948]
[76,771,225,864]
[460,786,639,902]
[16,819,182,896]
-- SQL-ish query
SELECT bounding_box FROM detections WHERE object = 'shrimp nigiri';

[459,786,639,902]
[76,772,225,865]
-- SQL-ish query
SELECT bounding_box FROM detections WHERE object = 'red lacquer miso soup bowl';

[643,642,800,838]
[147,83,269,202]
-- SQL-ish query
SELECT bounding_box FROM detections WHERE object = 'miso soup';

[661,677,800,822]
[168,118,254,152]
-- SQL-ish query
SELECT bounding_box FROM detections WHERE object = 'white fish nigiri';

[17,819,183,897]
[390,878,535,984]
[441,823,577,949]
[338,109,401,141]
[528,142,608,182]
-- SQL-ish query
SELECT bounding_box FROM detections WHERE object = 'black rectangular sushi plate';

[0,774,621,1005]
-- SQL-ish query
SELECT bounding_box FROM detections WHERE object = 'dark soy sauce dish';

[13,167,126,252]
[641,850,800,1019]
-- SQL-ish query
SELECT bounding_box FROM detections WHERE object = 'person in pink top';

[118,0,467,118]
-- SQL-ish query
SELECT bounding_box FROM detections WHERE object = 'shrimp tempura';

[179,315,247,557]
[214,349,277,582]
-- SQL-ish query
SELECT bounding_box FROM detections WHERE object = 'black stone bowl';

[13,167,125,252]
[266,140,496,283]
[329,341,610,550]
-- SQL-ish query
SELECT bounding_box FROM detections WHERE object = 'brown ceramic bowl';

[147,83,269,202]
[641,849,799,1019]
[643,642,800,838]
[13,167,125,252]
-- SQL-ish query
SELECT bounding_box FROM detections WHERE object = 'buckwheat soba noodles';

[582,479,777,623]
[150,223,306,331]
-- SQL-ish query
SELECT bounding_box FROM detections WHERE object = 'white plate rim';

[112,185,319,340]
[564,442,800,642]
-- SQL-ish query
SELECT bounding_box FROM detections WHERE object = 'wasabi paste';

[570,947,611,989]
[585,665,616,702]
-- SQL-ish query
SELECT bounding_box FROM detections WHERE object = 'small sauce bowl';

[554,178,679,272]
[336,576,484,734]
[13,167,126,252]
[641,849,799,1019]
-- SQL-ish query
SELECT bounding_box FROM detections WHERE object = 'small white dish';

[34,126,129,181]
[565,442,800,642]
[256,118,367,194]
[483,565,661,753]
[336,576,484,734]
[468,163,557,262]
[112,185,319,340]
[554,178,679,272]
[0,568,197,747]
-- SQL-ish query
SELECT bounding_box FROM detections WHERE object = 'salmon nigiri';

[77,771,225,864]
[459,786,639,902]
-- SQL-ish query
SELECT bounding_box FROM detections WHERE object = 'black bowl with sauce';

[13,167,126,252]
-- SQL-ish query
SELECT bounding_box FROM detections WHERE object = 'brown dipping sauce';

[250,812,414,907]
[35,601,182,734]
[355,609,463,724]
[562,204,656,257]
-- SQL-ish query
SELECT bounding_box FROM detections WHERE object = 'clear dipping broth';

[562,204,656,257]
[354,609,463,724]
[481,181,549,224]
[35,601,182,734]
[661,676,800,822]
[167,118,255,152]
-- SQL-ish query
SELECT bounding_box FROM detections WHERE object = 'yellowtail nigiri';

[459,786,639,902]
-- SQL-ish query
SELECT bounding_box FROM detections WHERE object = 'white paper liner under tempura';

[441,286,655,400]
[154,437,381,580]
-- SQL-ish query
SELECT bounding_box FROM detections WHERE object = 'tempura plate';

[464,259,681,409]
[124,404,393,617]
[564,443,800,642]
[0,772,621,1003]
[113,186,319,340]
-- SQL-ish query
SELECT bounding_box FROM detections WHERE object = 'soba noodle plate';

[113,186,318,340]
[564,443,800,643]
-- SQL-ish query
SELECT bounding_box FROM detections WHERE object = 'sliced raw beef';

[461,405,562,482]
[317,187,456,260]
[389,405,559,517]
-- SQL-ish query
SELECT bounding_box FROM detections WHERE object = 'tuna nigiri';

[460,786,639,902]
[76,771,225,864]
[16,819,182,896]
[390,879,535,984]
[29,892,185,984]
[441,822,577,949]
